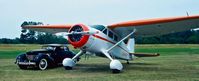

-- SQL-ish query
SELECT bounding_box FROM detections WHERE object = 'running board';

[131,53,160,57]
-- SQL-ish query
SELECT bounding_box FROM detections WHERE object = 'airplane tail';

[127,38,160,59]
[127,38,135,53]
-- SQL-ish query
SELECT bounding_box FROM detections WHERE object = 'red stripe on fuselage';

[92,34,129,53]
[93,35,115,44]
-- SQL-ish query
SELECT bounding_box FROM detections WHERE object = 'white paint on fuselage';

[81,27,132,60]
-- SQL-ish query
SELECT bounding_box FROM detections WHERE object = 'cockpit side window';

[108,29,119,41]
[108,30,113,38]
[99,27,119,41]
[103,29,107,35]
[114,35,118,41]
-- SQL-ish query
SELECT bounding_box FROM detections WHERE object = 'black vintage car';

[15,44,79,70]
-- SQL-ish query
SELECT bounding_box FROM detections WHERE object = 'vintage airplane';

[22,15,199,73]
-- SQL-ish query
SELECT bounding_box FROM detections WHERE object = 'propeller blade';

[63,31,98,36]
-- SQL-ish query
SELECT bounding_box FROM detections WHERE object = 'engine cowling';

[68,24,90,48]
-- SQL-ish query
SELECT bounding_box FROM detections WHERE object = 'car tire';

[18,65,27,69]
[38,58,48,70]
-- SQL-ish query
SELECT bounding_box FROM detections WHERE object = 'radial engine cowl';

[68,24,90,48]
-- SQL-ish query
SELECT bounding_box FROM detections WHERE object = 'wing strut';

[106,29,136,52]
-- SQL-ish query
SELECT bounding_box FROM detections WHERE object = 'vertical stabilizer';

[127,38,135,53]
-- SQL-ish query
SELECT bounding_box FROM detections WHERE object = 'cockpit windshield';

[91,25,105,31]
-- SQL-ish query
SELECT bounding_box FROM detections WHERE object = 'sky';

[0,0,199,38]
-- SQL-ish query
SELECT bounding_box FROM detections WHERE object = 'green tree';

[20,29,36,43]
[36,33,67,44]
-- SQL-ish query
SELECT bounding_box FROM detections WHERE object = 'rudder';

[127,38,135,53]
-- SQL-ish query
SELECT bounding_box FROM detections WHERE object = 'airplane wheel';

[112,69,121,73]
[110,60,123,73]
[62,58,75,70]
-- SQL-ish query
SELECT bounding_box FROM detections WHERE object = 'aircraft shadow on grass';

[72,62,174,73]
[124,63,179,73]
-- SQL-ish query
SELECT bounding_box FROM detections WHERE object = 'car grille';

[26,55,35,61]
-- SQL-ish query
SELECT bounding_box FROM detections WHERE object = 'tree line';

[0,21,68,44]
[135,30,199,44]
[1,29,199,44]
[0,29,68,44]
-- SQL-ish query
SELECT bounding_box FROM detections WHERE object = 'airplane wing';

[108,15,199,37]
[22,24,73,34]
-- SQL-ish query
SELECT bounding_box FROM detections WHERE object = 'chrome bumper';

[18,62,36,65]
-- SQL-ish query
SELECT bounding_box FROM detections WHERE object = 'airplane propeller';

[64,31,97,36]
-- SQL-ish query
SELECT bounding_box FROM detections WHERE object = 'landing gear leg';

[72,50,85,62]
[127,60,130,64]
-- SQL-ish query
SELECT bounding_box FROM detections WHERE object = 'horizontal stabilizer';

[131,53,160,57]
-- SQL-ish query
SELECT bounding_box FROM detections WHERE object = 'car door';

[54,46,74,63]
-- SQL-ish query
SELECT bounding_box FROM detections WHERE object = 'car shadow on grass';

[15,65,64,71]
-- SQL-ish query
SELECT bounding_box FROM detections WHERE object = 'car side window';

[46,47,54,50]
[55,47,61,52]
[64,47,69,51]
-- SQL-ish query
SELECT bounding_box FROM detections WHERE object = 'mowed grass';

[0,44,199,81]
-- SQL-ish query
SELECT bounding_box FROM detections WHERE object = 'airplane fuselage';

[67,24,132,60]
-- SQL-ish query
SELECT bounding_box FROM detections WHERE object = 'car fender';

[15,54,26,64]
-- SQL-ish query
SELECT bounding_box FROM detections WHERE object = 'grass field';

[0,44,199,81]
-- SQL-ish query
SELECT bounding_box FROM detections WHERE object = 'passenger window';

[103,29,107,35]
[108,31,113,38]
[114,35,118,41]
